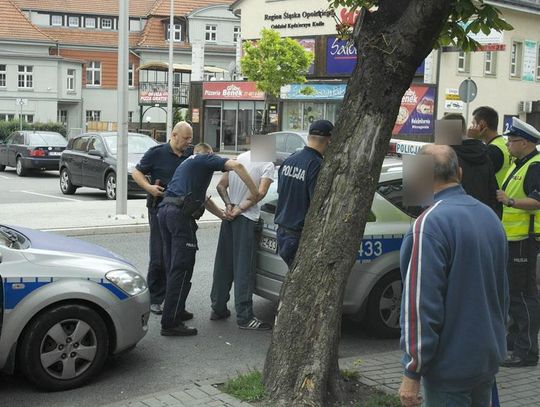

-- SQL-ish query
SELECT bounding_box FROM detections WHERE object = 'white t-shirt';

[228,151,274,221]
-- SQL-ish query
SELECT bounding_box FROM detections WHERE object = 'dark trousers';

[210,216,258,325]
[507,239,540,362]
[147,206,166,305]
[158,203,198,329]
[276,227,300,268]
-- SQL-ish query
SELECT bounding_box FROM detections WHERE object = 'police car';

[256,157,421,338]
[0,225,150,391]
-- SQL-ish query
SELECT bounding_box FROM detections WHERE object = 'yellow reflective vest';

[489,136,512,188]
[501,154,540,241]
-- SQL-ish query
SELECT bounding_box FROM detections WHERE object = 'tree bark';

[262,1,452,405]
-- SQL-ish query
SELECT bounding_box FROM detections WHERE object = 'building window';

[128,63,135,87]
[58,110,67,125]
[67,69,75,91]
[0,114,15,121]
[205,24,217,42]
[484,51,496,76]
[85,18,96,28]
[86,110,101,122]
[101,18,112,29]
[537,45,540,80]
[20,114,34,123]
[457,51,470,73]
[0,64,6,87]
[51,15,63,26]
[86,61,101,86]
[166,24,182,42]
[18,65,33,89]
[68,16,79,27]
[510,41,523,78]
[233,26,241,43]
[128,111,133,122]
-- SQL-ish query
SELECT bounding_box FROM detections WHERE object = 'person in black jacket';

[442,113,502,218]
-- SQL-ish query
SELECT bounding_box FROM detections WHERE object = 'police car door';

[0,257,3,337]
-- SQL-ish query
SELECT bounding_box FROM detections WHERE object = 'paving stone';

[185,388,208,400]
[197,384,221,396]
[170,391,196,403]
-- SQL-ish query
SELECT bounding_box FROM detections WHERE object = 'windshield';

[103,134,157,155]
[28,133,67,147]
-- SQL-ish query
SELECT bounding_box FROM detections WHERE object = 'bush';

[0,120,67,141]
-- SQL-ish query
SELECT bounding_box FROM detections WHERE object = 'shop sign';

[265,9,334,32]
[139,83,168,104]
[522,40,538,82]
[393,86,436,136]
[280,83,347,100]
[444,88,464,111]
[202,82,265,100]
[192,108,200,124]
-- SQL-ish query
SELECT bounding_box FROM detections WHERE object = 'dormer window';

[85,18,96,28]
[166,24,182,42]
[101,18,112,29]
[51,15,63,26]
[68,16,79,27]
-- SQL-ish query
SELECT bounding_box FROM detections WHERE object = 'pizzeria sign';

[202,82,265,101]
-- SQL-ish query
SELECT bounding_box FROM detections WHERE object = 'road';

[0,227,399,407]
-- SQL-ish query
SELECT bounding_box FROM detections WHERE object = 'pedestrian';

[496,117,540,367]
[158,143,259,336]
[274,119,333,267]
[210,150,275,330]
[468,106,513,187]
[443,113,502,218]
[132,121,193,316]
[399,145,508,407]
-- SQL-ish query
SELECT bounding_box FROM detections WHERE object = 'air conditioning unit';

[518,100,533,113]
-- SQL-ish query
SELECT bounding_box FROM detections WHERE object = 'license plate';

[260,235,277,253]
[48,152,61,156]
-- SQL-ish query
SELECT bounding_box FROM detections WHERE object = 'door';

[67,136,90,185]
[204,107,221,151]
[0,134,13,166]
[83,136,108,188]
[7,132,24,167]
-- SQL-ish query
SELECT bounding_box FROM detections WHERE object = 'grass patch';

[363,393,401,407]
[222,370,266,402]
[340,369,361,381]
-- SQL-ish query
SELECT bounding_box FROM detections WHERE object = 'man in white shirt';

[211,150,274,330]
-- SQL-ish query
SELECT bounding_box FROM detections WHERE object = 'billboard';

[392,86,436,136]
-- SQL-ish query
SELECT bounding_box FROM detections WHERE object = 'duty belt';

[162,196,186,207]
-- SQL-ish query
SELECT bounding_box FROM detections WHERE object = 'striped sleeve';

[400,201,447,379]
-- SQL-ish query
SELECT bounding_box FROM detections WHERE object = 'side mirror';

[88,149,104,158]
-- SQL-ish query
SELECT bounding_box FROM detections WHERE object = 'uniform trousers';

[147,206,166,305]
[276,227,301,268]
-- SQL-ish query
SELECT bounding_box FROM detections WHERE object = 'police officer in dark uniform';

[132,121,193,316]
[159,143,259,336]
[274,120,333,267]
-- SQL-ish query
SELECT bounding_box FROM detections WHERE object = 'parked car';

[255,158,423,338]
[59,132,157,199]
[0,224,149,391]
[0,131,68,176]
[271,131,308,165]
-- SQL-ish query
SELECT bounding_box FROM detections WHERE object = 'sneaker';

[238,317,272,331]
[180,310,194,321]
[161,323,198,336]
[150,303,163,315]
[500,353,538,368]
[210,309,231,321]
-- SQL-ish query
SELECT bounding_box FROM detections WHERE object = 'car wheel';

[105,172,116,200]
[60,168,78,195]
[0,163,5,172]
[365,270,402,338]
[18,304,109,391]
[16,157,27,176]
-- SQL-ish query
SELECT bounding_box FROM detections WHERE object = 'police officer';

[274,120,333,267]
[132,121,193,316]
[158,143,259,336]
[496,117,540,367]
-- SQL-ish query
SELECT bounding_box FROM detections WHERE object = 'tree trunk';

[262,1,452,405]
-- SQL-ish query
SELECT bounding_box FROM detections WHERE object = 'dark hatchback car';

[0,131,68,176]
[59,132,157,199]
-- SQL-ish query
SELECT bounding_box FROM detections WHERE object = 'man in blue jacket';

[399,145,509,407]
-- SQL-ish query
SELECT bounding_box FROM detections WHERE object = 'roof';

[139,61,228,73]
[148,0,230,17]
[0,0,56,44]
[13,0,158,17]
[41,27,141,47]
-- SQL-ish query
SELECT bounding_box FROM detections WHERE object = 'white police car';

[0,225,149,391]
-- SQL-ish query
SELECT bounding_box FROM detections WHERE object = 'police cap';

[309,120,334,137]
[504,117,540,144]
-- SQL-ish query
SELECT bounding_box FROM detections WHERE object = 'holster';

[183,193,205,220]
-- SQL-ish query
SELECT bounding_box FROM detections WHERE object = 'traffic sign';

[458,79,477,103]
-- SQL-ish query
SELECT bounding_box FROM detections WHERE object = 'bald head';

[173,121,192,135]
[419,144,460,184]
[170,121,193,155]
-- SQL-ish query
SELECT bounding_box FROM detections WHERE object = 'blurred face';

[171,127,192,153]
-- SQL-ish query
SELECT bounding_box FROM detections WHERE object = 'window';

[205,24,217,42]
[66,69,76,91]
[85,18,96,28]
[537,45,540,79]
[86,110,101,122]
[20,114,34,124]
[128,63,135,87]
[18,65,33,89]
[166,24,182,42]
[377,180,423,219]
[72,136,90,151]
[51,15,63,26]
[128,111,134,122]
[233,26,241,43]
[0,113,15,121]
[510,41,523,78]
[0,64,6,87]
[86,61,101,86]
[484,51,497,76]
[68,16,79,27]
[457,51,470,73]
[101,18,112,29]
[57,110,67,125]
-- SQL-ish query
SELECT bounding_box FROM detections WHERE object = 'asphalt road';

[0,227,398,407]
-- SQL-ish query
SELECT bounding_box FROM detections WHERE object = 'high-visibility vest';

[490,136,512,188]
[501,154,540,241]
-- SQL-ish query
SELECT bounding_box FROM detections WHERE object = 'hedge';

[0,120,67,141]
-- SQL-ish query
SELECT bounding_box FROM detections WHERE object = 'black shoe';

[150,304,163,315]
[180,310,193,321]
[210,309,231,320]
[501,354,538,368]
[238,317,272,331]
[161,323,198,336]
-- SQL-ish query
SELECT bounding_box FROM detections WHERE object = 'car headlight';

[105,269,147,296]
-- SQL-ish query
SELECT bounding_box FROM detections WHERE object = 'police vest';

[501,154,540,241]
[491,136,512,187]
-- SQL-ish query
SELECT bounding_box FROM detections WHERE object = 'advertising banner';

[202,82,265,100]
[139,83,168,104]
[392,86,436,136]
[280,83,347,100]
[298,38,316,74]
[522,40,538,82]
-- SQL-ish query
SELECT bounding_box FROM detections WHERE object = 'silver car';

[256,158,421,338]
[0,225,150,391]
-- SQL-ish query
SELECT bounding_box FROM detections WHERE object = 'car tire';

[18,304,109,391]
[60,168,78,195]
[16,157,27,176]
[0,163,5,171]
[365,270,402,339]
[105,172,116,200]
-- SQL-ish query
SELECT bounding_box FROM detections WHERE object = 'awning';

[138,61,228,74]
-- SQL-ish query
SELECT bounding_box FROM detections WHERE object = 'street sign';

[458,79,477,103]
[15,98,28,106]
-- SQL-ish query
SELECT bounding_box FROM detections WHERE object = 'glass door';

[204,106,222,151]
[222,101,237,151]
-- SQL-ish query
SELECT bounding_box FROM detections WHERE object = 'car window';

[103,135,157,155]
[88,136,105,153]
[12,134,24,144]
[28,133,67,147]
[5,134,16,144]
[377,179,423,218]
[275,134,287,152]
[286,134,305,153]
[72,136,90,152]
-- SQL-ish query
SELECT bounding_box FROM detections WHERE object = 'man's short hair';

[194,143,213,153]
[442,113,466,135]
[419,145,460,183]
[472,106,499,131]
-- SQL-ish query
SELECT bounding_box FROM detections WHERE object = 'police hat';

[504,117,540,144]
[309,120,334,137]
